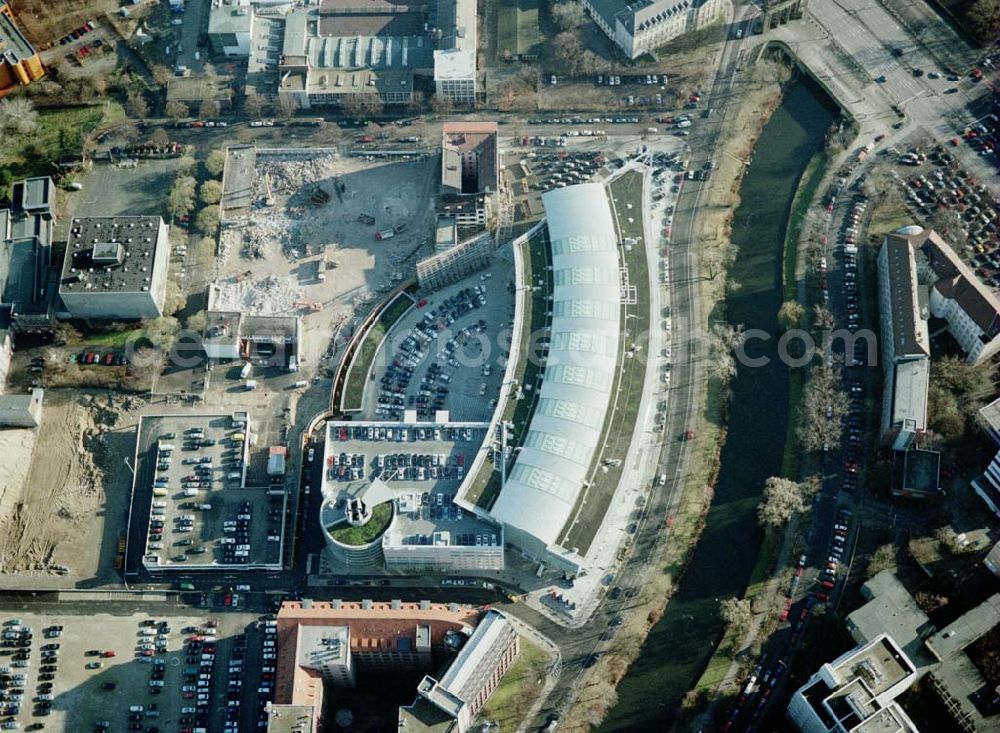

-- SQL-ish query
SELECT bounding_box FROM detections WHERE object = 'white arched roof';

[490,183,621,548]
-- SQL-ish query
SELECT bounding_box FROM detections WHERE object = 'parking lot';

[130,414,284,574]
[0,606,271,733]
[363,268,514,423]
[322,422,487,497]
[879,141,999,285]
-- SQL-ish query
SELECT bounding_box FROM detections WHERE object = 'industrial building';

[201,309,302,369]
[0,176,56,335]
[58,215,171,320]
[207,0,255,57]
[459,183,622,576]
[581,0,726,60]
[433,0,477,105]
[0,3,45,97]
[274,3,432,110]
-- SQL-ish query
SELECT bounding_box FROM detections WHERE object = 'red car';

[139,650,154,657]
[104,353,114,365]
[101,651,116,658]
[821,580,835,589]
[815,592,829,602]
[223,594,232,606]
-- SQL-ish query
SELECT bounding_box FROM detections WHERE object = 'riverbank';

[596,75,839,732]
[554,53,797,733]
[686,144,836,725]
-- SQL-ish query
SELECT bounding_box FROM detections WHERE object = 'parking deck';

[362,266,515,423]
[129,413,285,574]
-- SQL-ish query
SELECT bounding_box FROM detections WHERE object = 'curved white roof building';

[489,183,621,562]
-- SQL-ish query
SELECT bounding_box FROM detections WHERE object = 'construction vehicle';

[358,213,376,225]
[236,270,252,282]
[375,223,407,241]
[293,301,323,311]
[309,186,330,206]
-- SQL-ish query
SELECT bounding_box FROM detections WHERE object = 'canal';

[598,78,839,731]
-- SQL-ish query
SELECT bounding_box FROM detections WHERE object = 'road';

[506,8,762,729]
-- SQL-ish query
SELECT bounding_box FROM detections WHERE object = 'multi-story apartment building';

[876,232,930,449]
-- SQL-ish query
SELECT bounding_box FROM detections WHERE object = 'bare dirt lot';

[8,0,117,48]
[217,150,440,376]
[0,391,145,587]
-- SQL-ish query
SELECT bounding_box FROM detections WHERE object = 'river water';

[598,78,838,731]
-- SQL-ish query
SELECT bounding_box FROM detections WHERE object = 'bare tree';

[966,0,1000,43]
[195,205,221,235]
[551,0,586,30]
[720,597,754,645]
[862,165,896,203]
[198,99,220,119]
[205,149,227,177]
[151,65,173,87]
[149,128,170,147]
[757,476,807,529]
[128,346,167,386]
[164,280,187,315]
[430,93,454,114]
[812,304,835,330]
[243,94,265,117]
[165,101,189,120]
[186,310,208,333]
[798,362,848,452]
[199,179,223,205]
[0,97,38,134]
[275,95,299,118]
[866,543,897,579]
[705,322,746,385]
[777,300,804,330]
[552,31,584,75]
[128,90,149,118]
[168,176,197,219]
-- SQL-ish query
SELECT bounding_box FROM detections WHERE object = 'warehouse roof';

[489,183,621,548]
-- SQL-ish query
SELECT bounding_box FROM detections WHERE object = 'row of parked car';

[74,351,128,366]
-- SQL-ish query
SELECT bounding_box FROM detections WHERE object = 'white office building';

[788,635,920,733]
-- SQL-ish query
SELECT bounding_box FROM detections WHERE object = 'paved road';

[506,7,760,728]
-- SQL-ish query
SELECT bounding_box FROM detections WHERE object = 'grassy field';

[0,104,117,197]
[327,502,393,545]
[341,295,413,412]
[464,229,551,510]
[478,638,549,732]
[497,0,541,60]
[560,170,649,555]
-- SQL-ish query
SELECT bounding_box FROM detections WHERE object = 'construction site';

[217,146,440,375]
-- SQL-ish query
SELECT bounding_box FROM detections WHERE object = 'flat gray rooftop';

[60,216,165,294]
